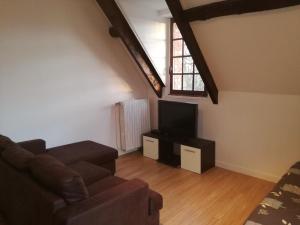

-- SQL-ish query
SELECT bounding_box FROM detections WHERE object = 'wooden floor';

[116,152,274,225]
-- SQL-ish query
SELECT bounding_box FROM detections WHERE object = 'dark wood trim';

[184,0,300,21]
[166,0,219,104]
[170,19,174,95]
[96,0,165,97]
[170,90,208,97]
[109,27,119,38]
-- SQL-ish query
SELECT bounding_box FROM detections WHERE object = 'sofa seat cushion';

[47,141,118,166]
[1,144,34,170]
[29,155,89,204]
[69,161,111,186]
[87,176,126,196]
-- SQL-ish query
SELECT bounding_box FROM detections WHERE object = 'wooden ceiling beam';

[184,0,300,21]
[109,27,120,38]
[96,0,165,97]
[166,0,219,104]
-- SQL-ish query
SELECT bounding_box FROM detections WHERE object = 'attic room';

[0,0,299,225]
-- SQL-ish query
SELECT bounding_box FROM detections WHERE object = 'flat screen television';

[158,100,198,138]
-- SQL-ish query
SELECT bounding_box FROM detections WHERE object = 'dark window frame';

[170,20,207,97]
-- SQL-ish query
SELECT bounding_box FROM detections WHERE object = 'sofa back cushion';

[0,135,13,153]
[1,144,34,170]
[0,158,66,225]
[29,155,89,204]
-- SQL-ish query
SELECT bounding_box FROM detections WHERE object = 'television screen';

[158,100,198,138]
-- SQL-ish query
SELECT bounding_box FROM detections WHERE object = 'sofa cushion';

[47,141,118,166]
[18,139,46,155]
[69,161,111,186]
[0,135,14,153]
[87,176,126,196]
[1,144,35,170]
[29,155,89,204]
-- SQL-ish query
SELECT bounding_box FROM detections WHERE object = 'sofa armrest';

[54,179,149,225]
[18,139,46,154]
[149,190,163,216]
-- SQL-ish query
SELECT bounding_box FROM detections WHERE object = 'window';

[170,21,206,96]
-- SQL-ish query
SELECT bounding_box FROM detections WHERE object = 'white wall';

[0,0,148,150]
[150,92,300,182]
[198,92,300,182]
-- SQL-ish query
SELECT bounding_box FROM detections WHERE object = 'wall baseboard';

[216,160,280,183]
[118,148,140,156]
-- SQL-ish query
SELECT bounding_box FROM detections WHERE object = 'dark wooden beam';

[109,27,119,38]
[184,0,300,21]
[166,0,219,104]
[96,0,165,97]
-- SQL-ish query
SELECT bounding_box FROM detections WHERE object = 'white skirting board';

[116,99,151,152]
[216,160,280,182]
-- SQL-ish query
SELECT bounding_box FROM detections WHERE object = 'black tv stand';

[157,135,181,167]
[143,131,215,172]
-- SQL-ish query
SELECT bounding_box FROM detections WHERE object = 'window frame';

[169,20,207,97]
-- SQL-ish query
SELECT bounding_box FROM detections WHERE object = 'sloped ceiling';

[118,0,168,10]
[181,0,300,95]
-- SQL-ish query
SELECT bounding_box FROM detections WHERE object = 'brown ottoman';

[47,141,118,173]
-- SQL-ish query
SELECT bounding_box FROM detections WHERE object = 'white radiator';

[116,99,151,152]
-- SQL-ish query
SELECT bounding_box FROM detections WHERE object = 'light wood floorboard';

[116,152,274,225]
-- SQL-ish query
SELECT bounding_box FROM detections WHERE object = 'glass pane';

[194,65,199,73]
[173,23,182,39]
[183,43,190,56]
[173,57,182,73]
[173,75,182,90]
[183,75,193,91]
[173,40,183,56]
[194,74,205,91]
[183,57,193,73]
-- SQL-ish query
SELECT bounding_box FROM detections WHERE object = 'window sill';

[165,94,208,104]
[170,90,208,97]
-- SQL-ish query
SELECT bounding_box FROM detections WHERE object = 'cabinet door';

[181,145,201,174]
[143,136,159,160]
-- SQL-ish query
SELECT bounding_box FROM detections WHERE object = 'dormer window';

[170,21,206,97]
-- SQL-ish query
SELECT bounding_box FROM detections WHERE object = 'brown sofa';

[244,162,300,225]
[0,135,163,225]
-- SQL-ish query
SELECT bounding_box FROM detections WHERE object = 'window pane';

[194,74,205,91]
[183,75,193,91]
[173,23,182,39]
[173,57,182,73]
[194,65,199,73]
[173,75,182,90]
[173,40,183,56]
[183,43,190,56]
[183,57,193,73]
